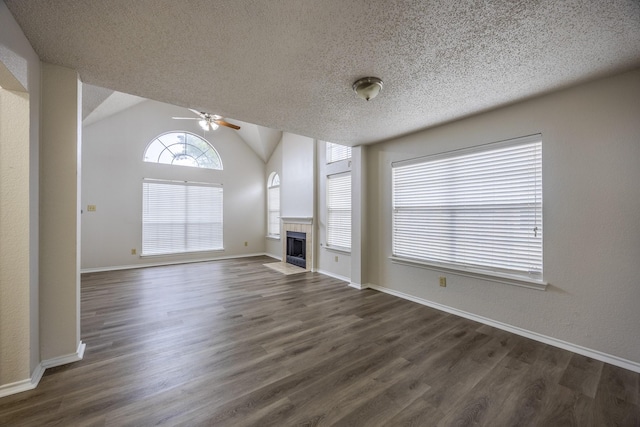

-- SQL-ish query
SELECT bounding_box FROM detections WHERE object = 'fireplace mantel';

[281,217,313,225]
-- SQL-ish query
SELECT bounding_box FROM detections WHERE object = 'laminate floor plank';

[1,256,638,426]
[559,353,605,399]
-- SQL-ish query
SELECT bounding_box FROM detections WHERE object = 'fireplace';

[281,217,313,271]
[286,231,306,269]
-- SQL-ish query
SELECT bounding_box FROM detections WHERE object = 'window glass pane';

[173,154,199,168]
[326,142,352,163]
[142,180,223,255]
[268,186,280,236]
[159,133,186,156]
[144,140,165,162]
[158,149,175,165]
[267,173,280,236]
[327,173,351,249]
[144,132,222,170]
[392,135,542,278]
[184,138,206,159]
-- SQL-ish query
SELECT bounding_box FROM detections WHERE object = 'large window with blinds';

[392,134,542,281]
[326,142,352,164]
[142,179,223,256]
[326,172,352,250]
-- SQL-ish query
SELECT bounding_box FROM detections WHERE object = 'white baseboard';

[265,253,282,261]
[81,253,270,273]
[317,269,350,283]
[41,341,86,369]
[0,363,45,399]
[367,283,640,374]
[0,341,85,399]
[349,282,370,290]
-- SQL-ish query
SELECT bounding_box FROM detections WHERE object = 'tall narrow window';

[326,172,351,250]
[142,179,223,255]
[267,172,280,237]
[392,134,542,280]
[326,142,352,164]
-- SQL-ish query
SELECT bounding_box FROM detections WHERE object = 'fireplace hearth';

[286,231,306,269]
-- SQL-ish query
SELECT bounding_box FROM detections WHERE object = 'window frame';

[267,172,281,238]
[391,134,546,290]
[143,131,223,170]
[326,142,352,164]
[141,178,223,256]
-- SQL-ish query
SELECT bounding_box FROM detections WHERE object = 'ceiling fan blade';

[188,108,205,118]
[172,117,200,120]
[214,119,240,130]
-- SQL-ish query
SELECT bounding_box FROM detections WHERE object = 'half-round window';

[144,132,222,170]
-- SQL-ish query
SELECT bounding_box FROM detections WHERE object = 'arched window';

[144,131,222,170]
[267,172,280,237]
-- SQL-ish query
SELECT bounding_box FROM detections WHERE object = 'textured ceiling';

[5,0,640,145]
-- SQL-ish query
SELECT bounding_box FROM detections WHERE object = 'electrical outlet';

[334,255,339,262]
[87,204,96,212]
[244,241,248,247]
[439,276,447,287]
[131,248,136,255]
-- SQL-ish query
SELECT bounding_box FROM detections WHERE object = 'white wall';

[316,141,352,280]
[350,145,368,287]
[281,133,315,218]
[0,1,41,389]
[367,69,640,365]
[265,139,283,259]
[81,99,266,270]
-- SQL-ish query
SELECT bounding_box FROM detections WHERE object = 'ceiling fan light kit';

[199,119,219,131]
[353,77,383,101]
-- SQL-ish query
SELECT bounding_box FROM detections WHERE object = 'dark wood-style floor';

[1,256,638,426]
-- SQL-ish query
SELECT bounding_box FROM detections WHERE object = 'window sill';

[389,256,547,291]
[323,245,351,255]
[266,235,281,241]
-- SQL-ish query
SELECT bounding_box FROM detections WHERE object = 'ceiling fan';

[172,109,241,131]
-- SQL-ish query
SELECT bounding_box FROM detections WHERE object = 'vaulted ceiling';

[6,0,640,146]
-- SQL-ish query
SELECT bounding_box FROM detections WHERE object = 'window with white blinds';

[326,142,352,164]
[142,179,223,255]
[267,173,280,237]
[392,134,542,280]
[326,172,351,250]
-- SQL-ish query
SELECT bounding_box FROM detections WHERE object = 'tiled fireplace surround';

[281,217,313,272]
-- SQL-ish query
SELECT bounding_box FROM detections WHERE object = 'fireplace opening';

[286,231,306,269]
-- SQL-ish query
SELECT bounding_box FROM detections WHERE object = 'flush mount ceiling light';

[352,77,383,101]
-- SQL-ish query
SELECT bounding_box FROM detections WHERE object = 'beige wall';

[0,87,31,385]
[0,0,41,391]
[367,69,640,365]
[39,63,82,361]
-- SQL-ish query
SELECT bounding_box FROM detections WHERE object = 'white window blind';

[327,172,351,250]
[326,142,352,164]
[268,186,280,237]
[142,179,223,255]
[392,134,542,279]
